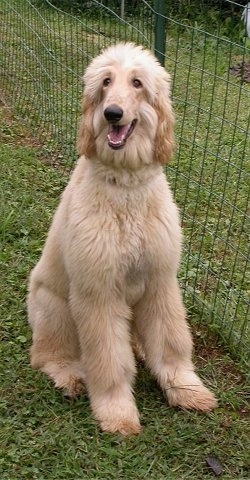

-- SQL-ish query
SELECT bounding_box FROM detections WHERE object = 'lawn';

[0,95,249,479]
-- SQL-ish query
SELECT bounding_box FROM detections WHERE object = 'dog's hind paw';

[61,376,86,398]
[41,361,86,398]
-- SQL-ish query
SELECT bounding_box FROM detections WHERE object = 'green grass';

[0,93,249,480]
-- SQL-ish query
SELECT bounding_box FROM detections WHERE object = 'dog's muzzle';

[104,104,137,150]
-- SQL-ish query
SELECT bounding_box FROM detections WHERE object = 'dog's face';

[77,43,175,169]
[98,66,153,151]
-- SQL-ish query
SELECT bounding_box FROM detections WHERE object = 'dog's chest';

[115,211,148,305]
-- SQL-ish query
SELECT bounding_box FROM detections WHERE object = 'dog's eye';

[103,77,111,87]
[132,78,142,89]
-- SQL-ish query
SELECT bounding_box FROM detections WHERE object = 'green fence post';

[154,0,166,65]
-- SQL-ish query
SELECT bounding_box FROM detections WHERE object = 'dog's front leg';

[71,293,141,435]
[134,276,217,412]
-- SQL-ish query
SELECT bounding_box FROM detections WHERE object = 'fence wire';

[0,0,249,368]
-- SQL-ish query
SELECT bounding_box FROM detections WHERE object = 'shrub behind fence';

[0,0,249,368]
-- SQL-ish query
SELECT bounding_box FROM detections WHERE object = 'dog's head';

[77,43,175,169]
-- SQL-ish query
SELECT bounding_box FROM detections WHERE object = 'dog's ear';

[77,93,96,158]
[154,74,175,165]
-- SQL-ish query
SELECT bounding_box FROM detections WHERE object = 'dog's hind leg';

[71,293,141,435]
[28,284,85,397]
[134,277,217,412]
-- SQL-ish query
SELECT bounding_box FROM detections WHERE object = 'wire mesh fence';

[1,0,249,368]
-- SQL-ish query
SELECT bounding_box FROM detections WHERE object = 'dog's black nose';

[104,104,123,122]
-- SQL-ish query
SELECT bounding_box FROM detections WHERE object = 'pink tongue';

[108,124,130,143]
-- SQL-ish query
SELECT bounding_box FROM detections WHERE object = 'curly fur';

[27,43,217,435]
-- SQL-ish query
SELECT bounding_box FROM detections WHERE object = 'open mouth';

[107,120,137,150]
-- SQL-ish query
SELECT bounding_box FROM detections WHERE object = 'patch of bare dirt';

[0,91,42,149]
[229,60,250,83]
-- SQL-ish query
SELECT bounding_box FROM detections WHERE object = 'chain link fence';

[1,0,249,368]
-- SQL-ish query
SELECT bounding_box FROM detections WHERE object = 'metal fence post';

[120,0,125,20]
[154,0,166,65]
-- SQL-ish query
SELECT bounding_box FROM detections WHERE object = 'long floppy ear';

[77,92,96,158]
[154,74,175,165]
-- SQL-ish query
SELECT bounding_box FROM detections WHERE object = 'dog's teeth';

[107,135,123,146]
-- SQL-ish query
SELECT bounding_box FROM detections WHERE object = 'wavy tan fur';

[27,43,217,435]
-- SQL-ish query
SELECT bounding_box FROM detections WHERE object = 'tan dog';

[27,43,217,435]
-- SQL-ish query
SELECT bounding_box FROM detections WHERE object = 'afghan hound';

[27,43,217,435]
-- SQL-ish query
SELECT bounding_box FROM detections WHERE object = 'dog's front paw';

[167,383,217,412]
[91,390,141,435]
[164,370,217,412]
[100,417,141,436]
